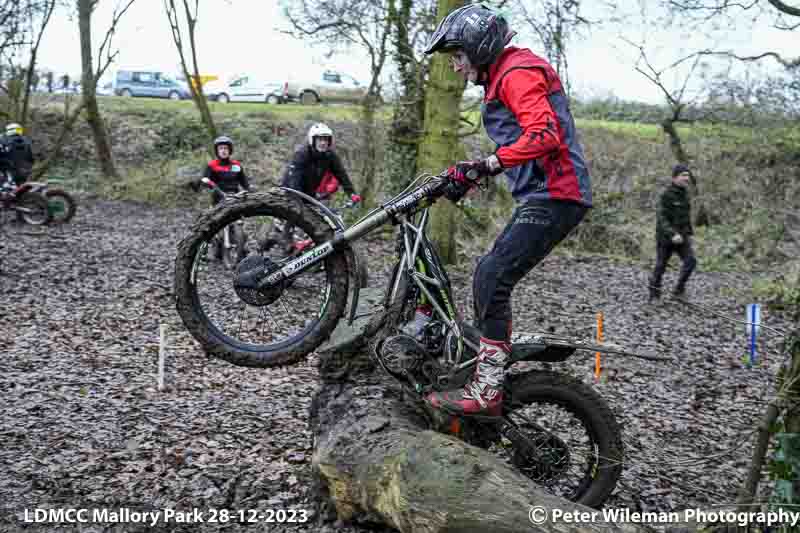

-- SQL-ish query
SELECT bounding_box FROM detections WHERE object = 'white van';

[203,75,287,104]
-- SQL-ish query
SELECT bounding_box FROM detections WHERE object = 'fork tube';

[224,226,230,248]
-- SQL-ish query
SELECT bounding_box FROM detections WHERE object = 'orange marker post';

[595,312,604,381]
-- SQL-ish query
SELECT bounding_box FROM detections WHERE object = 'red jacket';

[482,47,592,206]
[203,158,250,193]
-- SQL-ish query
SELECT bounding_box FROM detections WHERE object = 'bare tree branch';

[766,0,800,16]
[94,0,135,80]
[164,0,216,140]
[699,49,800,69]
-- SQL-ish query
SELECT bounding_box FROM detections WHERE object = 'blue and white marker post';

[746,303,761,367]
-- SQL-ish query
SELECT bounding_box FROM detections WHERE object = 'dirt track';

[0,197,792,532]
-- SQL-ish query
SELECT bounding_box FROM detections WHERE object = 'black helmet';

[213,135,233,157]
[424,3,513,67]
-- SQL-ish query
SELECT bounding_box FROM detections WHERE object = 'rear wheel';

[216,93,230,103]
[482,370,623,508]
[266,94,280,105]
[45,189,77,223]
[120,89,132,97]
[16,192,51,225]
[174,189,350,367]
[168,91,181,100]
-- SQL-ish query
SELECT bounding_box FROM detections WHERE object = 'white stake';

[158,323,167,391]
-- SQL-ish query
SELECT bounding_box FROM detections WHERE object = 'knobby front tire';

[174,190,350,367]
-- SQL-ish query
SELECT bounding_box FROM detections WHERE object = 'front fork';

[222,220,243,249]
[246,207,388,324]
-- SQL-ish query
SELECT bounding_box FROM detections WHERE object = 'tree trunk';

[415,0,467,265]
[660,119,689,169]
[21,0,56,128]
[20,50,37,128]
[385,0,423,196]
[184,3,216,141]
[78,0,118,179]
[310,310,640,533]
[166,0,217,142]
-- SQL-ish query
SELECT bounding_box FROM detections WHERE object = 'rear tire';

[503,370,623,508]
[216,93,230,103]
[174,189,350,367]
[45,189,77,223]
[16,192,51,225]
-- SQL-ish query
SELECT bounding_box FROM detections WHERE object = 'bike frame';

[254,175,482,369]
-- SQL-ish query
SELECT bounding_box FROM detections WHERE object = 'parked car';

[203,75,287,104]
[96,82,113,96]
[285,69,367,105]
[113,70,191,100]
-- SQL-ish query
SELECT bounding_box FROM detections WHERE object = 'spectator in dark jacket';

[281,123,360,203]
[649,164,697,302]
[260,123,362,254]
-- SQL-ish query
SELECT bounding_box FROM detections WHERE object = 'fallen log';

[309,302,647,533]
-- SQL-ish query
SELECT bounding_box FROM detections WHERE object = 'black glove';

[443,179,471,204]
[189,180,201,192]
[450,156,504,183]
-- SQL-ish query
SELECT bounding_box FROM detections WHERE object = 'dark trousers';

[473,199,589,342]
[649,238,697,297]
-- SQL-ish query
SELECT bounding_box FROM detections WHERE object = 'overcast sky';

[33,1,796,105]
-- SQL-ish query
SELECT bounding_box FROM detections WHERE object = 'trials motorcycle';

[175,169,639,507]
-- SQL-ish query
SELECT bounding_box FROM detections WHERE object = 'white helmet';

[307,122,333,150]
[5,123,23,136]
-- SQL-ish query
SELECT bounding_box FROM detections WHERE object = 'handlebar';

[200,177,222,194]
[199,177,251,198]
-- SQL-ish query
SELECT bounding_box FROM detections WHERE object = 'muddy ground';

[0,197,792,532]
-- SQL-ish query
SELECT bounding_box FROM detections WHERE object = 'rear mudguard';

[280,187,363,325]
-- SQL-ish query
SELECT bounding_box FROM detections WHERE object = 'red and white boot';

[426,337,511,416]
